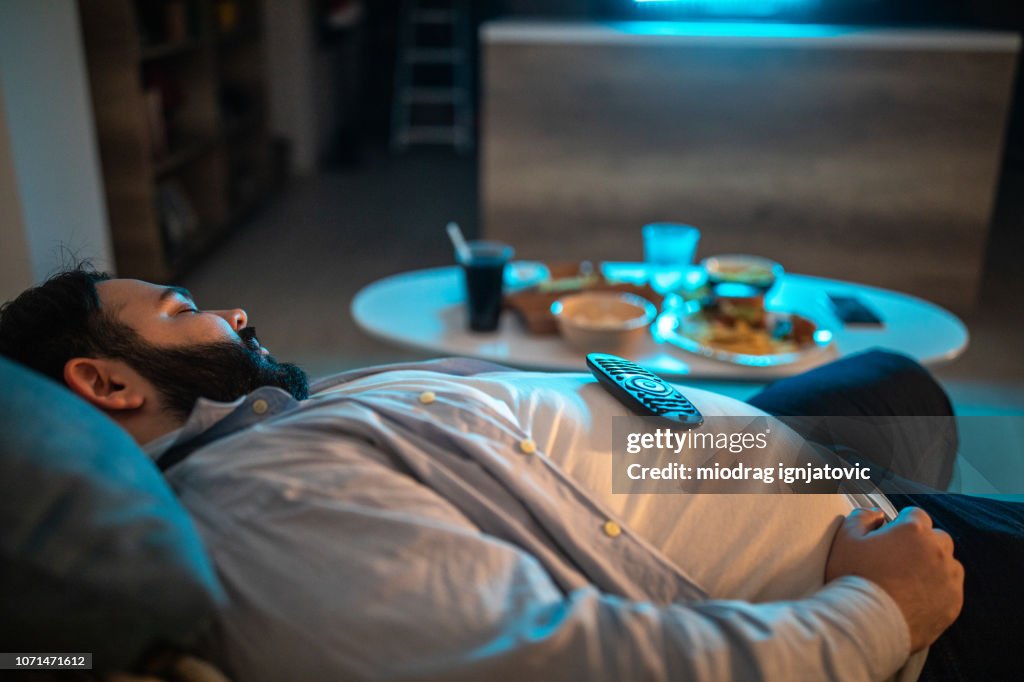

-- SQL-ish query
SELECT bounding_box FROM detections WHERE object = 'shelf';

[81,0,273,283]
[152,138,217,177]
[140,39,202,62]
[217,27,262,51]
[224,111,266,141]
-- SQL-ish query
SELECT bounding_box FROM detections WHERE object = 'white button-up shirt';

[153,359,915,682]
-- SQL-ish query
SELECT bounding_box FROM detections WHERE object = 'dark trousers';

[748,351,1024,682]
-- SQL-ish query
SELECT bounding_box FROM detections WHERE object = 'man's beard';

[116,327,309,420]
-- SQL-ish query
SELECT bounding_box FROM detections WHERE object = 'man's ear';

[64,357,146,412]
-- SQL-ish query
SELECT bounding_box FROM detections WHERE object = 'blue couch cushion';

[0,356,225,671]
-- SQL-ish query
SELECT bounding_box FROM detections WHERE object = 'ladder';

[390,0,474,153]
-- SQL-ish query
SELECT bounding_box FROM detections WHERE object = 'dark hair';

[0,265,133,382]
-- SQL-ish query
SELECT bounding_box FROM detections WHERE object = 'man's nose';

[210,308,248,331]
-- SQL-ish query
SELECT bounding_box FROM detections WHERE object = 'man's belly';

[333,370,854,602]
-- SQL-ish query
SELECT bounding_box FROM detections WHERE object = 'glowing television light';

[611,21,848,38]
[633,0,819,18]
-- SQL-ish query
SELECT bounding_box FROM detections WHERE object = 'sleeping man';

[1,266,1021,682]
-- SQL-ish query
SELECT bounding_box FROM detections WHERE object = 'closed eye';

[177,306,200,315]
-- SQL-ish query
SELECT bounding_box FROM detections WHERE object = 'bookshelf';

[78,0,272,281]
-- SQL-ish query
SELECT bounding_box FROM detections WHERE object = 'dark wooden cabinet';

[79,0,272,281]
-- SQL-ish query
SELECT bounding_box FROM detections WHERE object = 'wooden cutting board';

[504,261,662,335]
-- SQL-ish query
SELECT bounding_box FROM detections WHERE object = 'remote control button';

[627,377,671,394]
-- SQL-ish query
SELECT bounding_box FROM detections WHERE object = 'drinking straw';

[446,221,472,262]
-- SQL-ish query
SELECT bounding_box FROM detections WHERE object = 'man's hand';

[826,506,964,653]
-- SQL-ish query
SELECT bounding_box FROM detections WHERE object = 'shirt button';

[419,391,436,404]
[603,520,622,538]
[519,438,536,455]
[252,399,269,415]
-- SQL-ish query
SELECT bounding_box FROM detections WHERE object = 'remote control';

[586,353,704,428]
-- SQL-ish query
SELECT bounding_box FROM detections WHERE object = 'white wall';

[264,0,319,174]
[0,0,113,300]
[0,84,34,302]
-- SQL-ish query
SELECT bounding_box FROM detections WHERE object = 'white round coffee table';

[351,265,968,380]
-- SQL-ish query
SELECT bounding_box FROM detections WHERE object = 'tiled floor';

[182,148,1024,491]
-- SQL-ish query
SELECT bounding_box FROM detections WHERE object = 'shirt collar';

[143,428,184,461]
[142,395,247,461]
[148,387,301,470]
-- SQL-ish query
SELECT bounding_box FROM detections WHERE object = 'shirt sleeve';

[176,459,911,682]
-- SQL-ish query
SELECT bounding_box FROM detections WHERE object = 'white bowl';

[552,291,657,354]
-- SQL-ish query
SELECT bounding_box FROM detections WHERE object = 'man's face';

[97,278,261,352]
[94,278,308,418]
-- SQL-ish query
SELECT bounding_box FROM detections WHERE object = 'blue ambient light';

[634,0,818,17]
[609,20,847,39]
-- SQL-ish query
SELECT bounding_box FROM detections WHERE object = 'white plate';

[653,305,834,367]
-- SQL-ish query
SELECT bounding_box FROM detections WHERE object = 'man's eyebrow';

[158,286,195,304]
